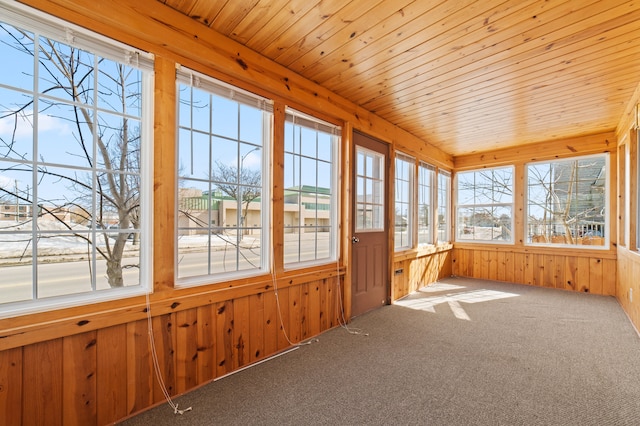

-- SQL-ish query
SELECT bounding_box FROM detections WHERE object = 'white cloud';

[0,109,72,139]
[0,109,33,138]
[39,112,72,135]
[0,174,15,189]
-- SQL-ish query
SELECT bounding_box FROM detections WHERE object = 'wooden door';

[351,131,389,317]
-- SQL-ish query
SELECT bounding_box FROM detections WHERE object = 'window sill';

[393,243,453,261]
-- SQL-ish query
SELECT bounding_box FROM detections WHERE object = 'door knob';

[352,236,360,243]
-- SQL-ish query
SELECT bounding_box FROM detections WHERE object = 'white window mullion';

[31,31,40,301]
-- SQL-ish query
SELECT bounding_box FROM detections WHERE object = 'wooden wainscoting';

[452,246,616,296]
[0,275,344,426]
[392,246,453,301]
[617,249,640,331]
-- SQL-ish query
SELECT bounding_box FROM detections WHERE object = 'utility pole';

[15,179,18,222]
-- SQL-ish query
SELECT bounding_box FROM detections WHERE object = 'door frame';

[347,129,392,318]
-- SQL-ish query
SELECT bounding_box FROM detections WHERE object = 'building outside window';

[283,108,339,267]
[437,171,451,243]
[456,167,514,243]
[418,162,435,246]
[526,154,608,247]
[176,68,272,283]
[0,3,153,315]
[394,152,414,250]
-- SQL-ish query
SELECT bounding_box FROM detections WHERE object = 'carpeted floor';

[119,277,640,425]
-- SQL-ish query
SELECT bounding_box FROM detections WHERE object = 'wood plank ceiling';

[157,0,640,157]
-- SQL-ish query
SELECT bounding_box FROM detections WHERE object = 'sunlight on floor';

[419,282,467,293]
[394,285,519,321]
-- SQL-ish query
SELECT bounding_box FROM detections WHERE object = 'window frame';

[282,107,340,269]
[175,67,273,286]
[437,170,451,244]
[354,146,385,233]
[394,152,415,251]
[0,1,154,318]
[417,161,435,247]
[454,166,515,244]
[634,128,640,252]
[618,142,627,248]
[525,153,610,249]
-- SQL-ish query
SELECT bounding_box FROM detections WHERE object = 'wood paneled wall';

[392,248,453,301]
[452,247,616,295]
[0,277,344,425]
[451,132,618,296]
[618,250,640,329]
[616,82,640,332]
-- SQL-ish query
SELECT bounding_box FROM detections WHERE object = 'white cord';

[145,292,193,415]
[335,262,369,336]
[271,267,319,346]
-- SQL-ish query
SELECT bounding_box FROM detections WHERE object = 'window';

[355,147,385,231]
[437,171,451,243]
[526,154,608,247]
[176,69,272,283]
[619,143,626,247]
[456,167,514,243]
[394,153,414,250]
[418,162,435,246]
[283,109,339,267]
[635,130,640,251]
[0,2,153,316]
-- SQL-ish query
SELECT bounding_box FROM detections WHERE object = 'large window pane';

[177,69,272,283]
[455,167,514,243]
[283,109,339,267]
[527,154,608,247]
[418,162,435,246]
[438,171,451,243]
[395,153,414,250]
[0,7,152,315]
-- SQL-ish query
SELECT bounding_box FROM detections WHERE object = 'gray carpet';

[120,277,640,425]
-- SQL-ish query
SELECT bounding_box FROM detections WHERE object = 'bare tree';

[0,24,142,287]
[527,159,605,244]
[212,159,261,232]
[456,168,513,241]
[457,160,606,245]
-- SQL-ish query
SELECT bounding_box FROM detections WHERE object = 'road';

[1,236,331,304]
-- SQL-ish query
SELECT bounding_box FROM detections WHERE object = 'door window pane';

[355,147,385,232]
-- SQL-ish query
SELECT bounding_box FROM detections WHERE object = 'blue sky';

[1,17,334,212]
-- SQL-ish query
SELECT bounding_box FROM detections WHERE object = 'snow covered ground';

[0,219,266,266]
[0,220,137,264]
